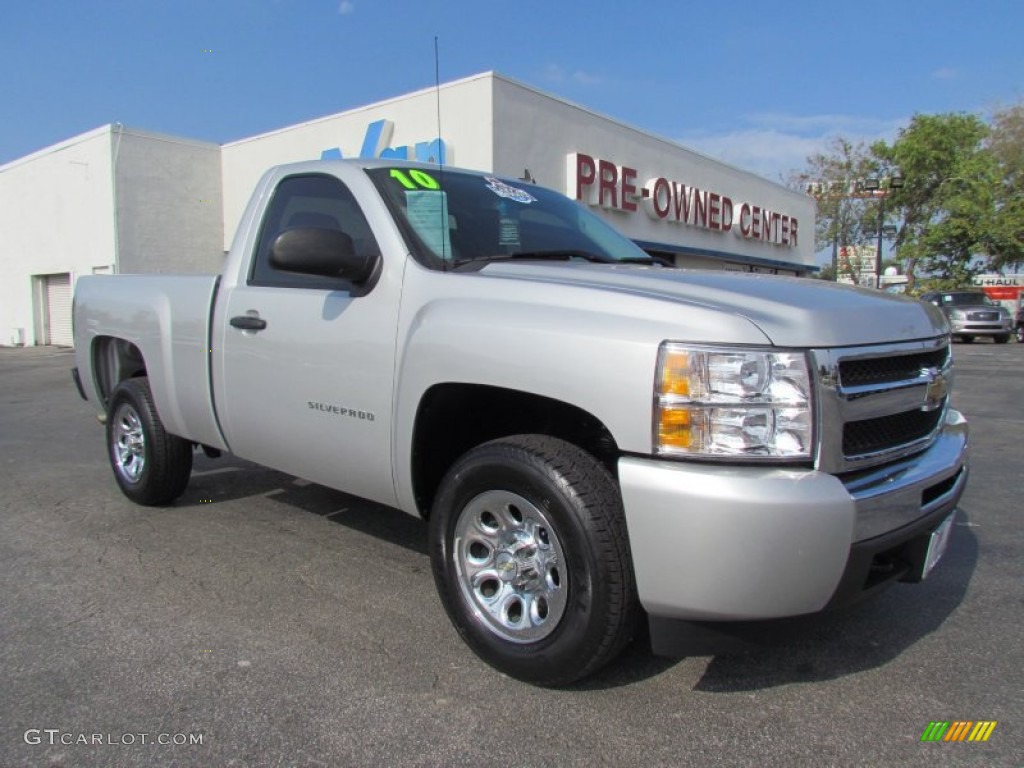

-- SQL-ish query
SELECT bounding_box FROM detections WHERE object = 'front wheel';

[106,377,193,506]
[993,334,1010,344]
[958,335,975,344]
[429,435,638,686]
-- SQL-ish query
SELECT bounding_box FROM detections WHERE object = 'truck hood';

[479,263,948,348]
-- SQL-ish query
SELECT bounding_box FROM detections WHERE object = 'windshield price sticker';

[405,190,452,258]
[485,177,536,204]
[389,168,440,190]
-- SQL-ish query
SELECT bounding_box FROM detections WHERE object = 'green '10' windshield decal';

[389,168,440,190]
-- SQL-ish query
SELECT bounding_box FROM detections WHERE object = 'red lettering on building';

[598,160,618,208]
[571,153,596,204]
[569,151,799,248]
[644,177,671,219]
[708,192,721,230]
[721,196,734,231]
[621,166,638,212]
[672,183,689,223]
[692,188,707,228]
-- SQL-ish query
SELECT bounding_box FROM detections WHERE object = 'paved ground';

[1,343,1021,767]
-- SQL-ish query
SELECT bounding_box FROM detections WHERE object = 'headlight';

[654,343,813,460]
[948,310,967,320]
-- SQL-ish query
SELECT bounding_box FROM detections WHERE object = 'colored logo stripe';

[921,721,997,742]
[945,721,973,741]
[968,721,997,742]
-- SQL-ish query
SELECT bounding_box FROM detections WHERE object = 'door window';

[250,174,379,289]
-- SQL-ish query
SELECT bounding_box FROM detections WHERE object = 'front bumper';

[618,409,968,622]
[949,319,1013,337]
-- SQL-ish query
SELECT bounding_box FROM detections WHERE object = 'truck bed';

[73,273,225,450]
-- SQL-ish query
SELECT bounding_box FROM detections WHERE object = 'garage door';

[44,273,73,346]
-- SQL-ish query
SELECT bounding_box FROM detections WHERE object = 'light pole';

[861,175,904,288]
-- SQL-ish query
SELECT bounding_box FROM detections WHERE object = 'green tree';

[985,103,1024,271]
[791,138,876,274]
[815,263,838,281]
[873,112,995,291]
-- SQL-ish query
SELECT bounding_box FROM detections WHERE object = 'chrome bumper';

[618,409,969,622]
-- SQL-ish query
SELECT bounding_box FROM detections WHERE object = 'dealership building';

[0,71,814,347]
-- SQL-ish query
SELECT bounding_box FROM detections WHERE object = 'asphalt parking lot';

[1,343,1021,767]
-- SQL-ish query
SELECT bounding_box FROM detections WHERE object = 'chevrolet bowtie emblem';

[922,367,948,412]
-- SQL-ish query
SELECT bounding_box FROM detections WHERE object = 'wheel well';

[91,336,147,408]
[411,383,620,518]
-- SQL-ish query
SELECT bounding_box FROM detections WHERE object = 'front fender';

[389,266,770,513]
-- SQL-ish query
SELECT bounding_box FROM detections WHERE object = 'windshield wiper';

[451,250,638,272]
[618,256,666,265]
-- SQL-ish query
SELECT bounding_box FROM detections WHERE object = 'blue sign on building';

[320,119,447,164]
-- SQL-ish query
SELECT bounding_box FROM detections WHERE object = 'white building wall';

[0,70,819,349]
[220,71,812,272]
[113,128,223,274]
[491,75,815,271]
[221,73,496,251]
[0,127,117,346]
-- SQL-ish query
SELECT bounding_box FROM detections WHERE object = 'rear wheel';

[106,377,193,506]
[429,435,637,686]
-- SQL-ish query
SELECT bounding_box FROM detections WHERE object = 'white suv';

[921,290,1014,343]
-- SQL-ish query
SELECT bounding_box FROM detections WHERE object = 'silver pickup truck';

[72,159,968,685]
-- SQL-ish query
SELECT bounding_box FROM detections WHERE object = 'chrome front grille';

[812,338,952,474]
[842,409,944,456]
[967,311,999,321]
[838,347,948,387]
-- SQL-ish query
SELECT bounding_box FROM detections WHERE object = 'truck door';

[216,173,400,507]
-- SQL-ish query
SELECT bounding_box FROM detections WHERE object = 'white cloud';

[677,113,905,182]
[680,130,825,183]
[571,70,602,86]
[743,112,900,136]
[543,63,602,86]
[338,1,354,14]
[543,63,566,82]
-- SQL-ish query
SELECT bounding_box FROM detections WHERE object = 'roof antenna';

[434,35,448,265]
[434,36,443,171]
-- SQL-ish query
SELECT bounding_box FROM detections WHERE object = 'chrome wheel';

[453,490,567,643]
[112,402,146,484]
[431,436,638,684]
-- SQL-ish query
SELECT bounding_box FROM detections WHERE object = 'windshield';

[367,166,653,269]
[940,293,997,307]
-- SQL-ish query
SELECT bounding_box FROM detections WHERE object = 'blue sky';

[2,0,1021,182]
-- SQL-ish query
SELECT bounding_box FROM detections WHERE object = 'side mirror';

[270,227,379,284]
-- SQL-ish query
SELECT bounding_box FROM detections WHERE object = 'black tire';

[993,334,1010,344]
[429,435,638,686]
[959,335,975,344]
[106,377,193,506]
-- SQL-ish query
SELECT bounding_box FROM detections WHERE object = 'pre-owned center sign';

[567,153,799,248]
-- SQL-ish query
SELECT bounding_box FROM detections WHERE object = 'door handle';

[230,315,267,331]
